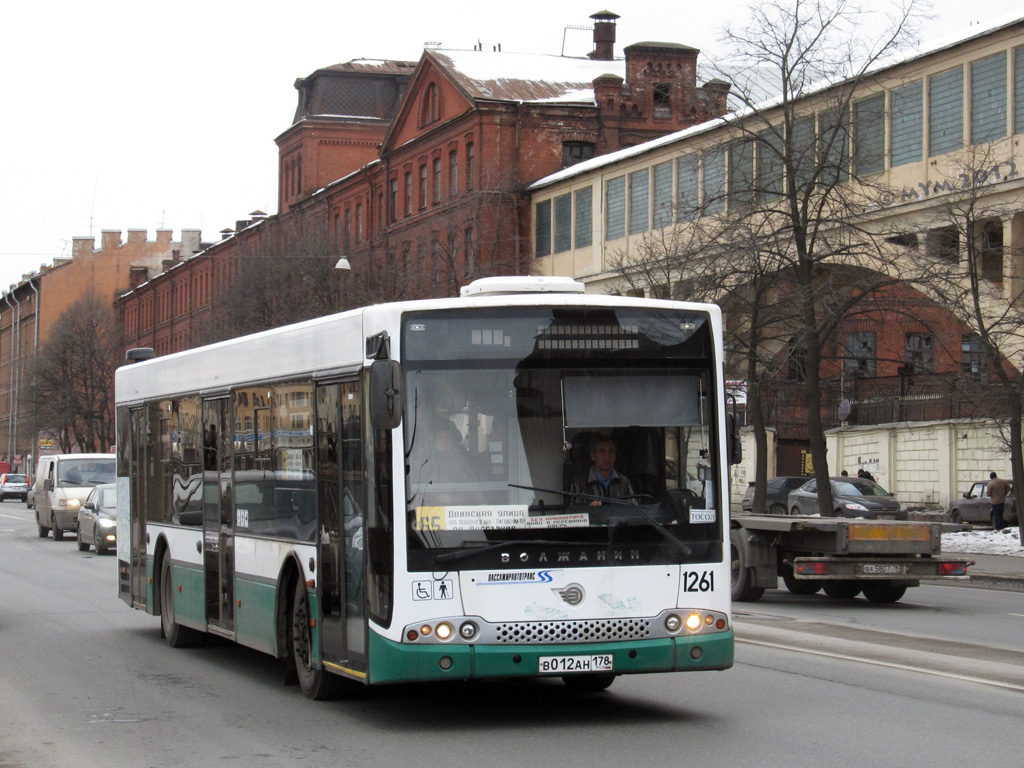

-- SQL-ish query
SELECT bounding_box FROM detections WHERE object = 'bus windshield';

[402,306,723,571]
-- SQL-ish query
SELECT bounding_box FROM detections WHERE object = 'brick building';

[0,228,203,472]
[118,10,731,356]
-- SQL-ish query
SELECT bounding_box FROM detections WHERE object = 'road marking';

[0,513,24,520]
[738,637,1024,693]
[1009,613,1024,619]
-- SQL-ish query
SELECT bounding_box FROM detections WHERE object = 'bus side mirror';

[369,360,403,430]
[727,413,742,466]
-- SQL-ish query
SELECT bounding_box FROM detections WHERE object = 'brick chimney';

[72,236,95,260]
[101,230,122,253]
[590,10,619,61]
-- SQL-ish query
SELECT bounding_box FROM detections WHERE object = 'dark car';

[741,476,808,515]
[787,477,907,520]
[77,483,117,555]
[0,473,30,502]
[946,480,1018,526]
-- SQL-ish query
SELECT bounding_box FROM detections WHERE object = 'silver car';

[77,483,117,555]
[946,481,1018,526]
[0,473,30,502]
[788,477,907,520]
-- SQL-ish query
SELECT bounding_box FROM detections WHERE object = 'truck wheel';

[861,582,907,603]
[822,580,860,599]
[782,568,820,595]
[790,506,801,515]
[949,510,963,524]
[730,529,765,602]
[53,525,64,542]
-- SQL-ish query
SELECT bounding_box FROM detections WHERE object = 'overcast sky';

[0,0,1018,292]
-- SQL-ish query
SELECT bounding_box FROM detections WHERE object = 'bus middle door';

[202,398,235,635]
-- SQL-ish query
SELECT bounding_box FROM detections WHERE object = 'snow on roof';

[529,11,1024,192]
[432,49,625,103]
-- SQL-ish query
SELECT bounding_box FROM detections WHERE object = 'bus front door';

[128,407,148,609]
[202,398,235,635]
[315,381,367,676]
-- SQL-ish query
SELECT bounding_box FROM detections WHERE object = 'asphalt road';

[1,501,1020,767]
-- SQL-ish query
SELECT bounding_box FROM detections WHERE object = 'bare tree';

[614,0,927,513]
[909,143,1024,521]
[33,293,118,453]
[211,211,342,341]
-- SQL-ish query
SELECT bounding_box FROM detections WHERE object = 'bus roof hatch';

[460,276,586,297]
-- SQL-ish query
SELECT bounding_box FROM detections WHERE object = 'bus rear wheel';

[160,555,204,648]
[562,673,616,693]
[290,580,343,700]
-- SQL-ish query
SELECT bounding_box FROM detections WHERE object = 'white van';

[34,454,116,541]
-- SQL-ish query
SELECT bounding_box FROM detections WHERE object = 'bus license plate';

[538,654,614,674]
[862,563,902,575]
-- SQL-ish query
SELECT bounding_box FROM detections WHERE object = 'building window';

[926,225,959,262]
[419,165,427,209]
[791,116,817,193]
[404,172,413,216]
[756,128,784,198]
[652,161,673,229]
[905,333,934,373]
[971,51,1007,144]
[466,142,475,191]
[432,158,441,204]
[389,178,398,223]
[788,337,807,382]
[554,193,572,253]
[605,176,626,240]
[356,203,363,243]
[844,331,877,377]
[979,219,1004,282]
[853,93,886,176]
[819,106,850,185]
[1014,45,1024,134]
[563,142,595,167]
[961,334,986,379]
[929,66,963,157]
[676,154,699,221]
[728,140,754,207]
[535,200,552,257]
[890,80,923,167]
[464,227,476,270]
[574,187,593,249]
[628,169,649,235]
[422,83,440,125]
[653,83,671,118]
[448,150,458,199]
[703,147,726,215]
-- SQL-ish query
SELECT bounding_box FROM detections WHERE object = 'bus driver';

[570,435,634,505]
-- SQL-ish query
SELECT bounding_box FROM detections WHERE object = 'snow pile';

[941,527,1024,557]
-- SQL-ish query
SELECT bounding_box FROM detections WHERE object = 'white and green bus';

[115,276,737,698]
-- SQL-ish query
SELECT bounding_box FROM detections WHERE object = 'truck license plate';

[538,654,614,674]
[862,563,902,575]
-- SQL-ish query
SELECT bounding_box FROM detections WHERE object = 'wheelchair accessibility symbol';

[412,579,454,600]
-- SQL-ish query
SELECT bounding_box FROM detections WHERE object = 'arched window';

[421,83,440,125]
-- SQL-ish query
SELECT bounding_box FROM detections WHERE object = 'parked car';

[787,477,907,520]
[77,483,117,555]
[946,480,1018,526]
[0,473,30,502]
[741,476,808,514]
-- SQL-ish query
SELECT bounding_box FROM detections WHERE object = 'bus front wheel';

[290,580,343,700]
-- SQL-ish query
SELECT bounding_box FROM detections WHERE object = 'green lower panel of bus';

[166,562,207,629]
[367,630,734,685]
[236,578,280,655]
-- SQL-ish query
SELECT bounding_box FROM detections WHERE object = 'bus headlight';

[435,622,454,641]
[665,614,682,633]
[685,612,703,632]
[459,621,478,640]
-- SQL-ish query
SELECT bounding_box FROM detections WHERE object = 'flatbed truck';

[730,515,972,603]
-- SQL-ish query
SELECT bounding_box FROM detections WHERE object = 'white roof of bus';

[115,291,722,404]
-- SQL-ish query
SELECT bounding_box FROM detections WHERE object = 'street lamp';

[334,257,351,270]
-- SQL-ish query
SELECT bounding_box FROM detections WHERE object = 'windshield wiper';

[509,484,693,557]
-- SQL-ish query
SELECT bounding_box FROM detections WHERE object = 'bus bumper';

[367,629,734,685]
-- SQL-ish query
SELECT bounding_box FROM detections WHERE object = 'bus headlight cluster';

[664,610,728,635]
[406,619,478,643]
